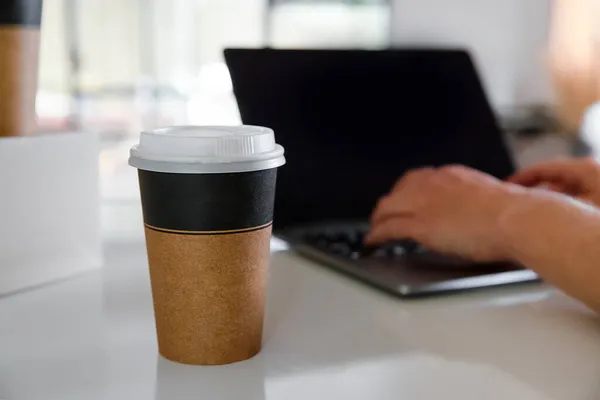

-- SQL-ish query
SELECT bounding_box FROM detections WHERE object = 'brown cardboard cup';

[129,126,285,365]
[0,0,43,137]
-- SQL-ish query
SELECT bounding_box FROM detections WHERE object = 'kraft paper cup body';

[129,126,285,365]
[0,0,43,137]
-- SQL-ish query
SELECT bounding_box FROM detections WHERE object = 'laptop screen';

[224,48,515,231]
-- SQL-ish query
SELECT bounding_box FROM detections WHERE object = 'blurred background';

[35,0,599,204]
[38,0,390,133]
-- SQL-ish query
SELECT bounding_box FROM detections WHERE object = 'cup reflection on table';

[154,356,266,400]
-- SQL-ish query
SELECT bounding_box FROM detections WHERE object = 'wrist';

[495,186,552,263]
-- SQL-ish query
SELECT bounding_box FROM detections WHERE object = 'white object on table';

[0,132,102,296]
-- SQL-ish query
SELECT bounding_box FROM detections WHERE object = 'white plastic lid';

[129,125,286,173]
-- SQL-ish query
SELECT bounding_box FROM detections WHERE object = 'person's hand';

[365,165,531,262]
[508,157,600,206]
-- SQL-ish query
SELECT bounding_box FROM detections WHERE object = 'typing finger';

[365,216,424,245]
[370,194,416,226]
[508,159,585,187]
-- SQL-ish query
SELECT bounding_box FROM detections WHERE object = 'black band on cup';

[144,221,273,236]
[0,0,43,26]
[138,169,277,233]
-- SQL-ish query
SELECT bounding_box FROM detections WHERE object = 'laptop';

[224,48,539,297]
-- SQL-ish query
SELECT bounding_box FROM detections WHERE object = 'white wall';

[391,0,553,111]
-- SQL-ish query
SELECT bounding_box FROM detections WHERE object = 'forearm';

[501,192,600,312]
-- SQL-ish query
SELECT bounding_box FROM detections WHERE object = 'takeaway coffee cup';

[129,126,285,365]
[0,0,43,137]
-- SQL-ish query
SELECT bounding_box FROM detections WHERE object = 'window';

[38,0,390,135]
[37,0,390,199]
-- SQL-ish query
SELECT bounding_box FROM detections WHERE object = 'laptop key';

[329,242,352,257]
[360,240,418,259]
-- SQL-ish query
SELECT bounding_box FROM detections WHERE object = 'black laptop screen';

[225,49,515,230]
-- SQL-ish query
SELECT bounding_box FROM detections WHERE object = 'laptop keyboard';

[302,230,422,260]
[301,228,491,268]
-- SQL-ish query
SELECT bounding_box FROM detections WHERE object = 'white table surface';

[1,200,600,400]
[2,134,600,400]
